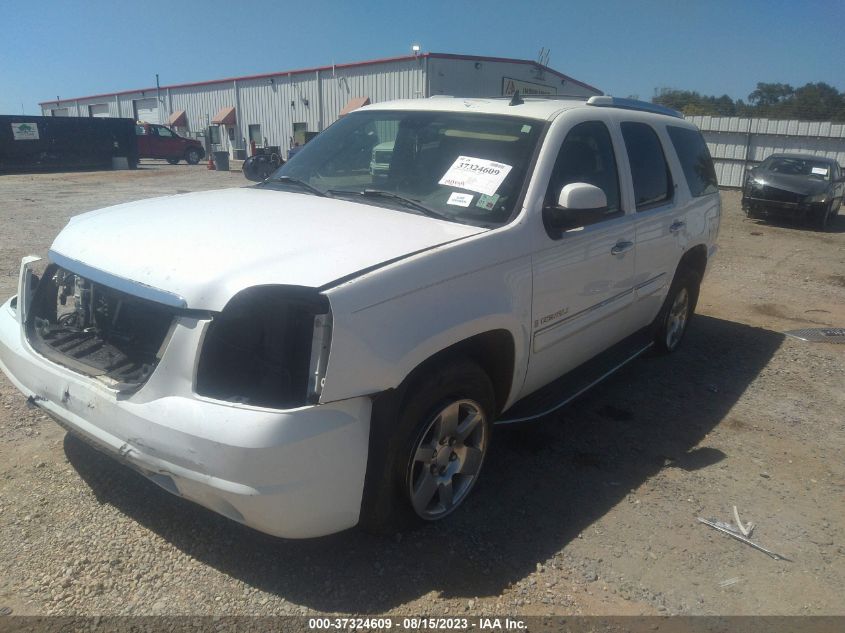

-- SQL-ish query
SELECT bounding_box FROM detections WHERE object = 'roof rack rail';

[586,96,683,119]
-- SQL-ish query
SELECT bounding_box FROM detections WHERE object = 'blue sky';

[2,0,843,114]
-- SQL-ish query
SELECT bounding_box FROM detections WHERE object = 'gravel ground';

[0,163,843,617]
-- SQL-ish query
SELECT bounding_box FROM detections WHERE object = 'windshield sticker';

[439,156,513,196]
[811,166,829,176]
[476,193,500,211]
[521,124,532,134]
[447,192,474,207]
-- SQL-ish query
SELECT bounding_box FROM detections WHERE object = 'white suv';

[0,95,720,538]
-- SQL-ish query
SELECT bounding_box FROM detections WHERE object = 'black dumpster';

[0,115,138,173]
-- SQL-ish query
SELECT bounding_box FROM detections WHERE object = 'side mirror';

[543,182,608,233]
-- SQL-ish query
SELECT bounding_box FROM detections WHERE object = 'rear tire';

[653,268,701,354]
[185,148,202,165]
[359,358,495,534]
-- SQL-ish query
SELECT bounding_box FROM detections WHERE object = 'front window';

[271,110,545,225]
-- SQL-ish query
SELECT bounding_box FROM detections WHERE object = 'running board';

[496,328,653,425]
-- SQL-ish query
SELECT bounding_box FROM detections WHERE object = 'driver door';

[522,119,638,396]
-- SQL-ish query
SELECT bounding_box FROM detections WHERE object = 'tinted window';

[546,120,620,216]
[667,126,718,196]
[154,126,174,138]
[621,122,673,210]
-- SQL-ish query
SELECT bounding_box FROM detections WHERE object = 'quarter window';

[667,126,718,197]
[546,120,621,218]
[621,122,673,210]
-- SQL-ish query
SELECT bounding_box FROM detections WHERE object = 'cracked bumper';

[0,295,371,538]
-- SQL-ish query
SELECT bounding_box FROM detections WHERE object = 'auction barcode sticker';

[439,156,513,196]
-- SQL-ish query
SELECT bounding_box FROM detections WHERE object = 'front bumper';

[741,194,825,215]
[0,290,371,539]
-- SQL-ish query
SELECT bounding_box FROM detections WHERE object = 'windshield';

[762,157,831,180]
[270,110,545,225]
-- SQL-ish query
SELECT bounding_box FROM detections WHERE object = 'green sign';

[12,122,39,141]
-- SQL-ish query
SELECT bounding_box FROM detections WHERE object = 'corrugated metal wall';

[321,59,425,126]
[687,115,845,187]
[38,55,599,158]
[429,58,599,98]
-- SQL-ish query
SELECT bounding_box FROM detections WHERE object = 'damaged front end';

[22,257,334,408]
[24,261,179,392]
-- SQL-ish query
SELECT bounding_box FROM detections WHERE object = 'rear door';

[523,116,638,396]
[621,120,687,325]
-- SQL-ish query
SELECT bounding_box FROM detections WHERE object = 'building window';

[248,124,262,145]
[209,125,221,144]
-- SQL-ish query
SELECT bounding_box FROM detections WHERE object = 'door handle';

[669,220,686,233]
[611,240,634,256]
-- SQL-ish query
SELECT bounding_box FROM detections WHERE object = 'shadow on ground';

[65,315,783,611]
[748,210,845,234]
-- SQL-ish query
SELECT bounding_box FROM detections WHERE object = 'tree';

[649,83,845,121]
[748,82,794,108]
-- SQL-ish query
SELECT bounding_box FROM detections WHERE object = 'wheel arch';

[679,242,707,277]
[397,329,516,416]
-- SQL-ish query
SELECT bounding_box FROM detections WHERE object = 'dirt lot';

[0,163,843,617]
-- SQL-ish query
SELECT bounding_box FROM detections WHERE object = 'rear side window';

[667,126,718,196]
[621,122,673,210]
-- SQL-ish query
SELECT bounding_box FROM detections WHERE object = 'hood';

[752,170,829,196]
[50,187,485,310]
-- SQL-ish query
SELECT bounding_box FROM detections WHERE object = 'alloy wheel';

[665,287,690,351]
[407,399,488,520]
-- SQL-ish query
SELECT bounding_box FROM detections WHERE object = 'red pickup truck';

[135,123,205,165]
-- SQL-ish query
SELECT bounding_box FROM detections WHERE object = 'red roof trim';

[39,52,600,106]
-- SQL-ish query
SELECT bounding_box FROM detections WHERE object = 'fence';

[685,115,845,188]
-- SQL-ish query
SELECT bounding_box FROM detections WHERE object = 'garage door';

[133,98,160,124]
[89,103,110,118]
[51,108,69,117]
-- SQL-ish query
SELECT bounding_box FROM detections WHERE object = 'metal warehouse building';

[39,52,601,159]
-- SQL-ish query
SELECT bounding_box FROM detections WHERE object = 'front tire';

[812,201,833,232]
[185,148,202,165]
[360,358,495,533]
[653,269,700,354]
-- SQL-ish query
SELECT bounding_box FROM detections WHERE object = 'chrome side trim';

[533,287,634,337]
[495,342,653,425]
[635,273,665,290]
[48,250,187,309]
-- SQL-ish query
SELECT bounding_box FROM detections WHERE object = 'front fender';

[321,229,532,410]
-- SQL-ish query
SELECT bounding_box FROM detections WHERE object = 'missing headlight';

[195,286,331,409]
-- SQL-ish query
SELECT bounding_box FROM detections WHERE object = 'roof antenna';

[509,89,524,106]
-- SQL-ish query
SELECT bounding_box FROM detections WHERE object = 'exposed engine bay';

[25,264,176,390]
